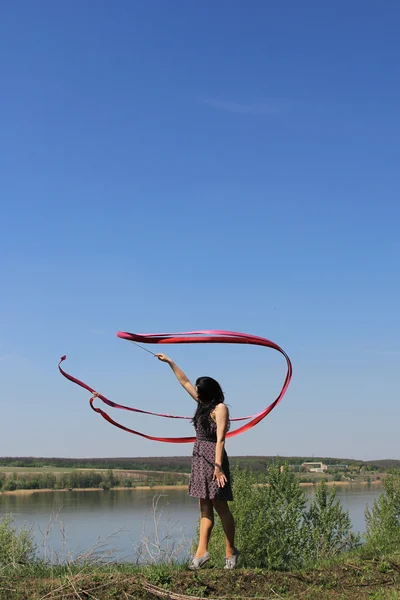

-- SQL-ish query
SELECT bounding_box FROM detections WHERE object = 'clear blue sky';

[1,1,399,460]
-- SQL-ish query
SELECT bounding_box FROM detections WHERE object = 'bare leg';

[195,498,214,557]
[212,499,235,558]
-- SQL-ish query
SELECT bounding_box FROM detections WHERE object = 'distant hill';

[1,456,399,472]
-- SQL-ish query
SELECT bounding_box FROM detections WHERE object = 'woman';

[156,353,239,570]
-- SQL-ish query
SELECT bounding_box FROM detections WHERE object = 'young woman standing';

[156,353,239,569]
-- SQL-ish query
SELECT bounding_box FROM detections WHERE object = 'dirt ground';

[2,555,400,600]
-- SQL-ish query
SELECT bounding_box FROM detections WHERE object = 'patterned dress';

[188,414,233,501]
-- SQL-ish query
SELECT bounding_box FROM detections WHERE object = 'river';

[0,484,382,562]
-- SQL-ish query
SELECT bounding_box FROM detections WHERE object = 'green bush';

[121,478,133,487]
[0,515,36,568]
[365,472,400,553]
[304,480,360,562]
[206,465,359,570]
[207,465,307,569]
[3,479,17,491]
[57,470,104,489]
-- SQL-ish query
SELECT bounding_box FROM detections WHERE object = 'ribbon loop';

[59,329,292,443]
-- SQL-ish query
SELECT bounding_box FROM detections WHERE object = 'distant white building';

[302,462,328,473]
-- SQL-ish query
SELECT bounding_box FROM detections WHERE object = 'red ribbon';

[59,329,292,443]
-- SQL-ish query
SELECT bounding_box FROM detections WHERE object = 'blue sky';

[1,1,399,460]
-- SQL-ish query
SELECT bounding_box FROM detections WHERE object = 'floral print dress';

[188,415,233,501]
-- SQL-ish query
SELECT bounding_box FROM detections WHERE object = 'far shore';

[0,480,383,496]
[0,485,189,496]
[302,480,382,487]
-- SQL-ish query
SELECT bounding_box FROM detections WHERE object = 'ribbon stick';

[59,329,292,443]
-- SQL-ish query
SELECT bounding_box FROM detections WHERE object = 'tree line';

[0,455,397,472]
[0,469,188,492]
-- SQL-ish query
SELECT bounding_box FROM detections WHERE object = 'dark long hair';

[192,376,226,437]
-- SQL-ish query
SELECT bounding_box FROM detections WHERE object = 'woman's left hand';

[213,466,227,488]
[155,353,171,363]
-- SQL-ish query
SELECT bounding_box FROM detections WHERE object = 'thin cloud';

[359,347,400,357]
[204,98,291,115]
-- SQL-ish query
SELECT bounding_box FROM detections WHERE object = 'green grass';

[2,553,400,599]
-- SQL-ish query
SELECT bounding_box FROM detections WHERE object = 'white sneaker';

[224,549,240,569]
[189,551,210,570]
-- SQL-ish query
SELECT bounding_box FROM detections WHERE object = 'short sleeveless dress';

[188,415,233,501]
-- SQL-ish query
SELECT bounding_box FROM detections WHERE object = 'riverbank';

[2,552,400,599]
[299,479,382,487]
[0,479,383,496]
[0,484,190,496]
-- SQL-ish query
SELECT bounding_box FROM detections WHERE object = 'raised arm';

[156,354,198,401]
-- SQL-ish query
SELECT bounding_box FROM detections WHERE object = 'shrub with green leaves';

[3,479,17,491]
[304,480,360,562]
[365,472,400,553]
[205,465,359,570]
[207,465,300,569]
[0,514,37,568]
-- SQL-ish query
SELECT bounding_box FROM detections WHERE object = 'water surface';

[0,484,382,561]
